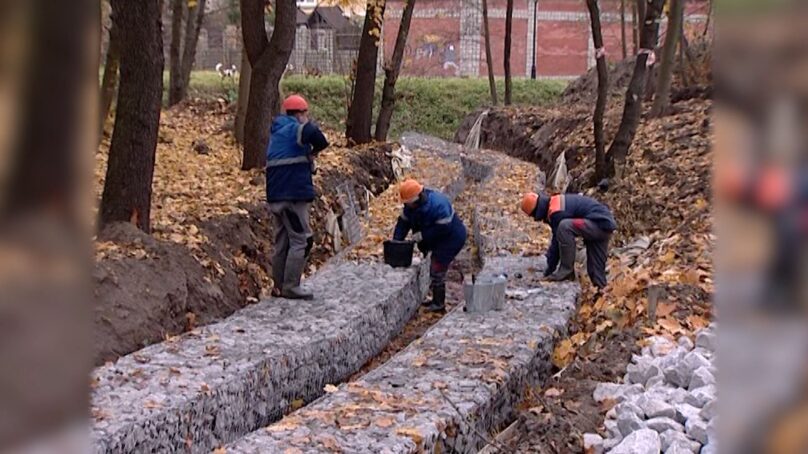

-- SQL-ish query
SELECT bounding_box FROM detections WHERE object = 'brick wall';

[384,0,710,78]
[384,17,462,77]
[480,17,529,77]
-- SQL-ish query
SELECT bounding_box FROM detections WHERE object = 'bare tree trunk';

[702,0,712,38]
[0,0,96,446]
[678,29,691,87]
[503,0,514,105]
[179,0,207,101]
[346,0,387,145]
[234,50,251,145]
[4,0,97,222]
[99,0,164,232]
[620,0,628,59]
[375,0,416,142]
[637,0,646,37]
[482,0,497,105]
[631,0,641,54]
[240,0,296,170]
[99,31,120,136]
[168,0,185,106]
[605,0,665,177]
[651,0,683,117]
[586,0,609,182]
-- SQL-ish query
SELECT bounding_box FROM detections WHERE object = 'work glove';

[411,232,423,242]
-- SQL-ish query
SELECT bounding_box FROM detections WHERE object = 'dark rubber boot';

[546,268,576,282]
[424,286,446,313]
[281,257,313,300]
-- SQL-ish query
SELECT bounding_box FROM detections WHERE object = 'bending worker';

[393,179,467,312]
[521,192,617,288]
[266,94,329,300]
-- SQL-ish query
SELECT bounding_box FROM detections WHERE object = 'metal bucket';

[464,274,507,313]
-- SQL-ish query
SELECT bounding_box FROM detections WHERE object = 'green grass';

[179,71,566,140]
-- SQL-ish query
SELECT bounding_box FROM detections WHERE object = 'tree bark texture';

[374,0,416,141]
[4,0,98,221]
[168,0,185,106]
[234,50,252,145]
[99,0,164,232]
[240,0,296,170]
[631,0,639,54]
[0,1,97,447]
[620,0,628,59]
[677,29,690,87]
[605,0,665,176]
[346,0,386,145]
[637,0,646,42]
[482,0,497,106]
[99,31,120,136]
[503,0,514,105]
[650,0,684,117]
[585,0,609,182]
[180,0,207,100]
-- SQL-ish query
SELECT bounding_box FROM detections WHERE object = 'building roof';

[296,8,309,26]
[308,6,354,31]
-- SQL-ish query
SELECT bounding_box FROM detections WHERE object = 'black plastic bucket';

[383,240,415,268]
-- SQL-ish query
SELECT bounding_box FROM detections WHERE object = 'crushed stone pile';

[585,325,717,454]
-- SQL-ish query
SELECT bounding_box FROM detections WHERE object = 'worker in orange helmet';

[521,192,617,288]
[393,179,467,312]
[266,94,329,300]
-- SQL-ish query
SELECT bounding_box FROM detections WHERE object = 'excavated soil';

[513,328,639,453]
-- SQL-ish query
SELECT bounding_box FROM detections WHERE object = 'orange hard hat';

[400,179,424,203]
[282,94,309,112]
[521,192,539,216]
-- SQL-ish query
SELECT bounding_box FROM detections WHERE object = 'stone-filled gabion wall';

[91,142,468,454]
[91,261,432,453]
[225,256,579,453]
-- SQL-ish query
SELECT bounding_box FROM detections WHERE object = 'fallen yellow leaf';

[376,416,395,428]
[552,338,575,368]
[656,302,676,318]
[657,317,684,335]
[290,399,304,411]
[395,427,424,446]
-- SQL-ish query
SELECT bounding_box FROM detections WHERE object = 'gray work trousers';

[556,218,611,288]
[268,201,313,290]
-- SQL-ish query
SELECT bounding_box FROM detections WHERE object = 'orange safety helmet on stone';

[521,192,539,216]
[399,179,424,203]
[282,94,309,112]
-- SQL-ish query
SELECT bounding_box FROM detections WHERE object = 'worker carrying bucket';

[392,179,467,312]
[521,192,617,288]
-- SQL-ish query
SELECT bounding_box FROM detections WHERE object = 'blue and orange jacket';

[265,116,328,202]
[534,193,617,274]
[393,189,467,264]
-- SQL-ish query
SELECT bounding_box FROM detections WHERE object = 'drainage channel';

[224,135,580,453]
[90,146,466,453]
[345,135,496,381]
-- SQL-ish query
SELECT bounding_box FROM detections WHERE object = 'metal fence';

[287,28,361,75]
[193,27,361,76]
